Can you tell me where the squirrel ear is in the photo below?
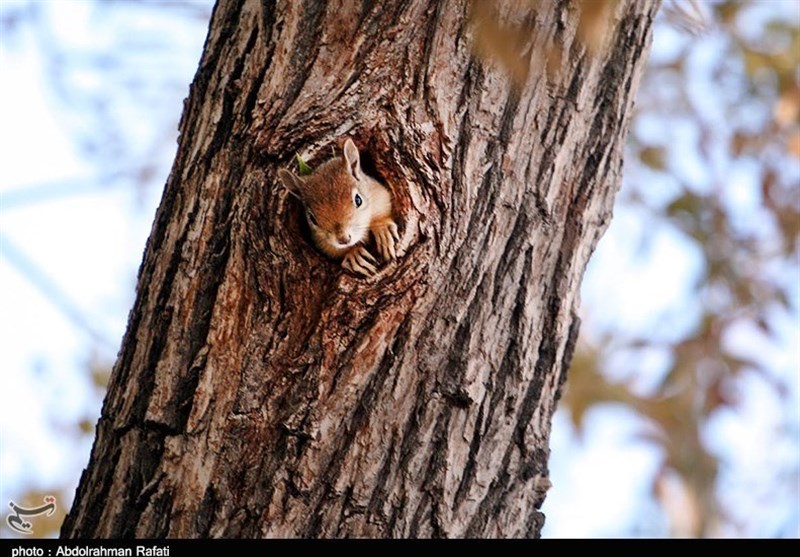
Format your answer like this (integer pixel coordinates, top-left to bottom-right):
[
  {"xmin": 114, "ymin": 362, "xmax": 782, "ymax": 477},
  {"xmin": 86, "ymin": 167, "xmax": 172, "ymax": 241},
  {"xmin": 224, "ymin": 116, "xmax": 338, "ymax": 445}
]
[
  {"xmin": 278, "ymin": 168, "xmax": 305, "ymax": 198},
  {"xmin": 343, "ymin": 138, "xmax": 361, "ymax": 178}
]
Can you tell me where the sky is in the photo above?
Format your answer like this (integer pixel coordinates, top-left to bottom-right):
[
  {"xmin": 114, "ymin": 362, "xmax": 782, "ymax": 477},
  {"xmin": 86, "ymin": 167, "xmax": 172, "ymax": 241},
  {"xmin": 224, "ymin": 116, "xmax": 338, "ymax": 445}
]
[
  {"xmin": 0, "ymin": 0, "xmax": 210, "ymax": 533},
  {"xmin": 0, "ymin": 0, "xmax": 797, "ymax": 539}
]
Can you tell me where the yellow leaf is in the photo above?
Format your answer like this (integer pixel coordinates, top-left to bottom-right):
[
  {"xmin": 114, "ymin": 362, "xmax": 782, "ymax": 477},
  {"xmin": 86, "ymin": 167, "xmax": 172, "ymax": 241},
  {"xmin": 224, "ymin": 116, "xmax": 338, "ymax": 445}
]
[
  {"xmin": 787, "ymin": 130, "xmax": 800, "ymax": 158},
  {"xmin": 774, "ymin": 89, "xmax": 800, "ymax": 126},
  {"xmin": 639, "ymin": 146, "xmax": 666, "ymax": 170},
  {"xmin": 577, "ymin": 0, "xmax": 617, "ymax": 55}
]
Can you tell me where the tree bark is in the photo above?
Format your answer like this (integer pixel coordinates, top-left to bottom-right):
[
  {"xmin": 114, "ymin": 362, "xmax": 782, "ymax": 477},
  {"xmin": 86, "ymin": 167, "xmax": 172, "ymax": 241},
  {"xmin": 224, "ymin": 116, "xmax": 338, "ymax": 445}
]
[{"xmin": 62, "ymin": 0, "xmax": 658, "ymax": 538}]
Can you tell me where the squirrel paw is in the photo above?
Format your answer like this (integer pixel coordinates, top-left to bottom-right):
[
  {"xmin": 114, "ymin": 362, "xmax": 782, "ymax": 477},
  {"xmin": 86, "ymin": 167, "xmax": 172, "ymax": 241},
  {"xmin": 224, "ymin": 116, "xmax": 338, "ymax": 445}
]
[
  {"xmin": 342, "ymin": 244, "xmax": 379, "ymax": 277},
  {"xmin": 373, "ymin": 221, "xmax": 400, "ymax": 261}
]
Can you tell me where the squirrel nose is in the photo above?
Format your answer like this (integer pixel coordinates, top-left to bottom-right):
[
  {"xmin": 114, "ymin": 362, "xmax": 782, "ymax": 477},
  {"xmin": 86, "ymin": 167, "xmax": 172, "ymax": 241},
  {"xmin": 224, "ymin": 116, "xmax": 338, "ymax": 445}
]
[{"xmin": 337, "ymin": 233, "xmax": 352, "ymax": 245}]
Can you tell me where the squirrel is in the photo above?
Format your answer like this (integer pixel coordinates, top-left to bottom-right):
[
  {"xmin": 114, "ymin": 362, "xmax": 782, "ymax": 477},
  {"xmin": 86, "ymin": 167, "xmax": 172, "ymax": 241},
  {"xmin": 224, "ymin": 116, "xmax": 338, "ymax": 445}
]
[{"xmin": 278, "ymin": 138, "xmax": 399, "ymax": 277}]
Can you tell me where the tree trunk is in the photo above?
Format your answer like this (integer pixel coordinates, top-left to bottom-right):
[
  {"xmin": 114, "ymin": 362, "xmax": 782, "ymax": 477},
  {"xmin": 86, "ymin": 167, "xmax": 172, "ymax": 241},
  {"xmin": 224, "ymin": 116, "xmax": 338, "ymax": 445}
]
[{"xmin": 62, "ymin": 0, "xmax": 658, "ymax": 538}]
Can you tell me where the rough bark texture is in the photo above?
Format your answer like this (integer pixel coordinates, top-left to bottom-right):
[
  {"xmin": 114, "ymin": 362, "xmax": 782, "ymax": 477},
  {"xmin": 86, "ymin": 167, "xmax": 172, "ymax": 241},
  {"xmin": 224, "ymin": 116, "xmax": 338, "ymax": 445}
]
[{"xmin": 62, "ymin": 0, "xmax": 658, "ymax": 538}]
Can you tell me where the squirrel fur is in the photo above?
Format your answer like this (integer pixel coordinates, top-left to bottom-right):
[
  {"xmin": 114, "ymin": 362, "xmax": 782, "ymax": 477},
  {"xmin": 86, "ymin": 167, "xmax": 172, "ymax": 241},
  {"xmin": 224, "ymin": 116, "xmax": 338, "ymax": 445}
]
[{"xmin": 278, "ymin": 138, "xmax": 399, "ymax": 276}]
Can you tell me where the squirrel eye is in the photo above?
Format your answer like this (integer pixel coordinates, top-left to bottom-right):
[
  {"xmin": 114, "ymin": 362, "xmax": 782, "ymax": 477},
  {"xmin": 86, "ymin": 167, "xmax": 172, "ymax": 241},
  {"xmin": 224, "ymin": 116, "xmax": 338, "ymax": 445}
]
[
  {"xmin": 306, "ymin": 210, "xmax": 318, "ymax": 226},
  {"xmin": 354, "ymin": 193, "xmax": 363, "ymax": 208}
]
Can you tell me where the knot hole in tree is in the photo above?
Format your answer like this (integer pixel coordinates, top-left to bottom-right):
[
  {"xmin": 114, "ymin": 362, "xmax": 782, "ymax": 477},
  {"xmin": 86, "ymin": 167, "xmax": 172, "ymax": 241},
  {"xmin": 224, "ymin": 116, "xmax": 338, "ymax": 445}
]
[{"xmin": 271, "ymin": 134, "xmax": 420, "ymax": 290}]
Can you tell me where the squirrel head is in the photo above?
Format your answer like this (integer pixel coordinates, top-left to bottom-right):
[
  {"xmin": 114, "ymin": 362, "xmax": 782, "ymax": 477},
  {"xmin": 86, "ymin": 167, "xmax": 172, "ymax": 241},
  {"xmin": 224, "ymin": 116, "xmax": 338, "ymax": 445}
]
[{"xmin": 278, "ymin": 138, "xmax": 372, "ymax": 252}]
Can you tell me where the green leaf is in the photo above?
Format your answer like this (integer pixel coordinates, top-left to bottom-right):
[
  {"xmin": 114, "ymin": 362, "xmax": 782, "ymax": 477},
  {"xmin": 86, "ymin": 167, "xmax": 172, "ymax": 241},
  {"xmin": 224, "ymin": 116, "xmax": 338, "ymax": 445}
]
[{"xmin": 296, "ymin": 154, "xmax": 313, "ymax": 176}]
